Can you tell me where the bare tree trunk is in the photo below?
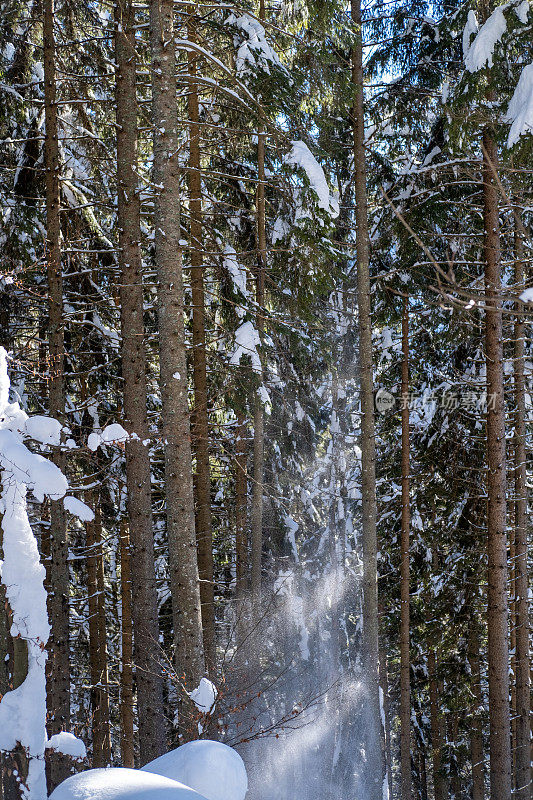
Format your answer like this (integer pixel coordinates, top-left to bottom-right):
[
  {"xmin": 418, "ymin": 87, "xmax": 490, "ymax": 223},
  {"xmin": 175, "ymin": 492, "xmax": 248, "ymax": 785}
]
[
  {"xmin": 251, "ymin": 15, "xmax": 266, "ymax": 614},
  {"xmin": 43, "ymin": 0, "xmax": 70, "ymax": 786},
  {"xmin": 378, "ymin": 632, "xmax": 393, "ymax": 800},
  {"xmin": 149, "ymin": 0, "xmax": 205, "ymax": 690},
  {"xmin": 187, "ymin": 8, "xmax": 215, "ymax": 673},
  {"xmin": 115, "ymin": 0, "xmax": 166, "ymax": 761},
  {"xmin": 512, "ymin": 213, "xmax": 530, "ymax": 800},
  {"xmin": 400, "ymin": 298, "xmax": 411, "ymax": 800},
  {"xmin": 235, "ymin": 416, "xmax": 248, "ymax": 603},
  {"xmin": 86, "ymin": 497, "xmax": 111, "ymax": 766},
  {"xmin": 468, "ymin": 619, "xmax": 484, "ymax": 800},
  {"xmin": 119, "ymin": 519, "xmax": 135, "ymax": 768},
  {"xmin": 429, "ymin": 648, "xmax": 448, "ymax": 800},
  {"xmin": 351, "ymin": 2, "xmax": 383, "ymax": 796},
  {"xmin": 481, "ymin": 129, "xmax": 511, "ymax": 800}
]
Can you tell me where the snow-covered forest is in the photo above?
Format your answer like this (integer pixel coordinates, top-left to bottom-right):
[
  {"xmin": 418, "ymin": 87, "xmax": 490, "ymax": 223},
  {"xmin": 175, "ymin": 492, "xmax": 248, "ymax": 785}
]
[{"xmin": 0, "ymin": 0, "xmax": 531, "ymax": 799}]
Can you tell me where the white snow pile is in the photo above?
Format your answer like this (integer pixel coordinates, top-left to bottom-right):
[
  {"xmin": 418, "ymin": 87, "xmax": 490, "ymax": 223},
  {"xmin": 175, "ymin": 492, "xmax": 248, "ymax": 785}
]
[
  {"xmin": 50, "ymin": 769, "xmax": 209, "ymax": 800},
  {"xmin": 505, "ymin": 62, "xmax": 533, "ymax": 146},
  {"xmin": 188, "ymin": 677, "xmax": 218, "ymax": 715},
  {"xmin": 463, "ymin": 0, "xmax": 529, "ymax": 72},
  {"xmin": 63, "ymin": 495, "xmax": 95, "ymax": 522},
  {"xmin": 284, "ymin": 141, "xmax": 339, "ymax": 220},
  {"xmin": 230, "ymin": 321, "xmax": 262, "ymax": 374},
  {"xmin": 24, "ymin": 415, "xmax": 63, "ymax": 446},
  {"xmin": 519, "ymin": 287, "xmax": 533, "ymax": 302},
  {"xmin": 88, "ymin": 422, "xmax": 130, "ymax": 451},
  {"xmin": 142, "ymin": 741, "xmax": 248, "ymax": 800},
  {"xmin": 226, "ymin": 13, "xmax": 286, "ymax": 78},
  {"xmin": 46, "ymin": 732, "xmax": 87, "ymax": 761}
]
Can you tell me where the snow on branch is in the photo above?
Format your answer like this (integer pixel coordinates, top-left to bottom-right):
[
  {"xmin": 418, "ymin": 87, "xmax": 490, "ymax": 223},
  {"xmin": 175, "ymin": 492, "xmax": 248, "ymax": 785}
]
[
  {"xmin": 505, "ymin": 62, "xmax": 533, "ymax": 146},
  {"xmin": 463, "ymin": 0, "xmax": 530, "ymax": 72},
  {"xmin": 284, "ymin": 141, "xmax": 339, "ymax": 221},
  {"xmin": 225, "ymin": 13, "xmax": 287, "ymax": 78}
]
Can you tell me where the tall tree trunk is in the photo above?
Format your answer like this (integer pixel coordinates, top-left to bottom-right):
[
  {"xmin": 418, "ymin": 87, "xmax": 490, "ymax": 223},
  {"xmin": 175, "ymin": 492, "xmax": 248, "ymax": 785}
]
[
  {"xmin": 115, "ymin": 0, "xmax": 166, "ymax": 761},
  {"xmin": 351, "ymin": 2, "xmax": 383, "ymax": 797},
  {"xmin": 378, "ymin": 633, "xmax": 393, "ymax": 800},
  {"xmin": 429, "ymin": 648, "xmax": 448, "ymax": 800},
  {"xmin": 187, "ymin": 8, "xmax": 215, "ymax": 673},
  {"xmin": 468, "ymin": 619, "xmax": 484, "ymax": 800},
  {"xmin": 512, "ymin": 212, "xmax": 530, "ymax": 800},
  {"xmin": 43, "ymin": 0, "xmax": 70, "ymax": 787},
  {"xmin": 149, "ymin": 0, "xmax": 205, "ymax": 692},
  {"xmin": 251, "ymin": 2, "xmax": 266, "ymax": 614},
  {"xmin": 119, "ymin": 519, "xmax": 135, "ymax": 768},
  {"xmin": 250, "ymin": 376, "xmax": 264, "ymax": 617},
  {"xmin": 400, "ymin": 298, "xmax": 411, "ymax": 800},
  {"xmin": 86, "ymin": 497, "xmax": 111, "ymax": 766},
  {"xmin": 481, "ymin": 128, "xmax": 511, "ymax": 800},
  {"xmin": 235, "ymin": 416, "xmax": 248, "ymax": 603}
]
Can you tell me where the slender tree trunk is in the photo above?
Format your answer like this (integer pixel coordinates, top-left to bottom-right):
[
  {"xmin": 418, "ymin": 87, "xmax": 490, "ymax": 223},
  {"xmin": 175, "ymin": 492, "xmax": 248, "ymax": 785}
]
[
  {"xmin": 400, "ymin": 298, "xmax": 411, "ymax": 800},
  {"xmin": 149, "ymin": 0, "xmax": 205, "ymax": 691},
  {"xmin": 86, "ymin": 496, "xmax": 111, "ymax": 766},
  {"xmin": 234, "ymin": 416, "xmax": 248, "ymax": 649},
  {"xmin": 187, "ymin": 9, "xmax": 215, "ymax": 673},
  {"xmin": 481, "ymin": 129, "xmax": 511, "ymax": 800},
  {"xmin": 468, "ymin": 620, "xmax": 484, "ymax": 800},
  {"xmin": 119, "ymin": 519, "xmax": 135, "ymax": 768},
  {"xmin": 429, "ymin": 648, "xmax": 448, "ymax": 800},
  {"xmin": 115, "ymin": 0, "xmax": 166, "ymax": 761},
  {"xmin": 449, "ymin": 713, "xmax": 461, "ymax": 800},
  {"xmin": 251, "ymin": 18, "xmax": 266, "ymax": 614},
  {"xmin": 351, "ymin": 2, "xmax": 383, "ymax": 796},
  {"xmin": 43, "ymin": 0, "xmax": 70, "ymax": 787},
  {"xmin": 235, "ymin": 418, "xmax": 248, "ymax": 599},
  {"xmin": 378, "ymin": 633, "xmax": 393, "ymax": 800},
  {"xmin": 512, "ymin": 213, "xmax": 530, "ymax": 800}
]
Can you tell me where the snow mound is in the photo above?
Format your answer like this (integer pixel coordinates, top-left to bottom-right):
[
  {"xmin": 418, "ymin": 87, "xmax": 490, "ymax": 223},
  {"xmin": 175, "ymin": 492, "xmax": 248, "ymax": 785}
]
[
  {"xmin": 50, "ymin": 769, "xmax": 209, "ymax": 800},
  {"xmin": 46, "ymin": 732, "xmax": 87, "ymax": 760},
  {"xmin": 142, "ymin": 741, "xmax": 248, "ymax": 800}
]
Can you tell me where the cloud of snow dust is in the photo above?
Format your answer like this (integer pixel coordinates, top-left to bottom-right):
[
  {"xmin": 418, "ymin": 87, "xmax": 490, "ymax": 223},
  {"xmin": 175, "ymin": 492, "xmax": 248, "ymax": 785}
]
[{"xmin": 228, "ymin": 567, "xmax": 375, "ymax": 800}]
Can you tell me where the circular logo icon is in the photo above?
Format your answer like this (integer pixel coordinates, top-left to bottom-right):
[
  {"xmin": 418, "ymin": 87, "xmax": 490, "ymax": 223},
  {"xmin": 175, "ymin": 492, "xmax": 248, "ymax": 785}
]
[{"xmin": 375, "ymin": 389, "xmax": 395, "ymax": 414}]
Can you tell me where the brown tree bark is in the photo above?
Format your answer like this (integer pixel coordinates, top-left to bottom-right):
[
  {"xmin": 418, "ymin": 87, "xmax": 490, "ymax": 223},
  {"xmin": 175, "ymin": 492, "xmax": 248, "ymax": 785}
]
[
  {"xmin": 119, "ymin": 519, "xmax": 135, "ymax": 768},
  {"xmin": 378, "ymin": 633, "xmax": 393, "ymax": 800},
  {"xmin": 428, "ymin": 647, "xmax": 448, "ymax": 800},
  {"xmin": 43, "ymin": 0, "xmax": 70, "ymax": 787},
  {"xmin": 187, "ymin": 8, "xmax": 215, "ymax": 673},
  {"xmin": 235, "ymin": 418, "xmax": 248, "ymax": 597},
  {"xmin": 115, "ymin": 0, "xmax": 166, "ymax": 761},
  {"xmin": 149, "ymin": 0, "xmax": 205, "ymax": 689},
  {"xmin": 351, "ymin": 2, "xmax": 383, "ymax": 796},
  {"xmin": 250, "ymin": 27, "xmax": 266, "ymax": 615},
  {"xmin": 481, "ymin": 129, "xmax": 512, "ymax": 800},
  {"xmin": 400, "ymin": 298, "xmax": 411, "ymax": 800},
  {"xmin": 512, "ymin": 214, "xmax": 530, "ymax": 800},
  {"xmin": 86, "ymin": 497, "xmax": 111, "ymax": 766},
  {"xmin": 468, "ymin": 619, "xmax": 484, "ymax": 800}
]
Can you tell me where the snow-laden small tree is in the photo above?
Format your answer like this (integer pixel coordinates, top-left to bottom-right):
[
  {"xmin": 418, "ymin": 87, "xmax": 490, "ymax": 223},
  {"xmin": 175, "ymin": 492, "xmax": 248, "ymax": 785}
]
[{"xmin": 0, "ymin": 348, "xmax": 87, "ymax": 800}]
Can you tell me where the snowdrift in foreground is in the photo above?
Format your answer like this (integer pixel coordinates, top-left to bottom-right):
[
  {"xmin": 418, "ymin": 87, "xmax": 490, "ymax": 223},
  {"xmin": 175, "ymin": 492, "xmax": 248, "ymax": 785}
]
[
  {"xmin": 142, "ymin": 741, "xmax": 248, "ymax": 800},
  {"xmin": 50, "ymin": 768, "xmax": 209, "ymax": 800}
]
